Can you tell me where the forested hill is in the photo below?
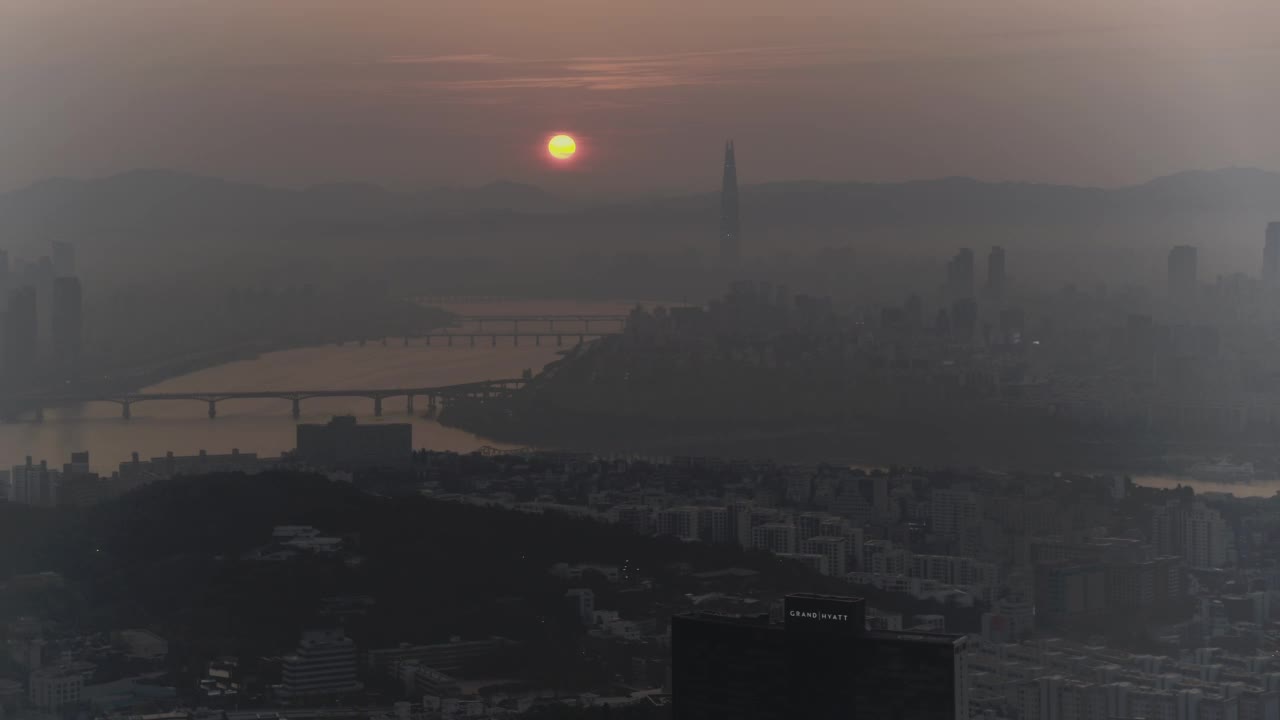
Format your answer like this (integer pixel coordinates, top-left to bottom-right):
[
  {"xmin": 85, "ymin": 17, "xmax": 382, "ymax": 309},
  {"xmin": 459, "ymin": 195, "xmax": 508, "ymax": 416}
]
[{"xmin": 0, "ymin": 469, "xmax": 981, "ymax": 692}]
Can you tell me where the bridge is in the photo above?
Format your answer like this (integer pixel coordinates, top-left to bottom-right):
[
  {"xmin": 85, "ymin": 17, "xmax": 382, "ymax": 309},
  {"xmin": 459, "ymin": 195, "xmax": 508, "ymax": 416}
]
[
  {"xmin": 448, "ymin": 314, "xmax": 627, "ymax": 335},
  {"xmin": 455, "ymin": 314, "xmax": 627, "ymax": 329},
  {"xmin": 13, "ymin": 378, "xmax": 527, "ymax": 422},
  {"xmin": 344, "ymin": 331, "xmax": 618, "ymax": 349},
  {"xmin": 338, "ymin": 313, "xmax": 628, "ymax": 348}
]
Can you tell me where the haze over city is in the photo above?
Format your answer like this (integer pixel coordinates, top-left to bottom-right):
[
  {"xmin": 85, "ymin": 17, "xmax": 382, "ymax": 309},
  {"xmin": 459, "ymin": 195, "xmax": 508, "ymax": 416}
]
[{"xmin": 8, "ymin": 3, "xmax": 1280, "ymax": 720}]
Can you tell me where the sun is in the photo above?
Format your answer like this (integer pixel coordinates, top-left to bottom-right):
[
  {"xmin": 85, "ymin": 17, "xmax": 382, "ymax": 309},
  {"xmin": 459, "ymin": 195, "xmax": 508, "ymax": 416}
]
[{"xmin": 548, "ymin": 134, "xmax": 577, "ymax": 160}]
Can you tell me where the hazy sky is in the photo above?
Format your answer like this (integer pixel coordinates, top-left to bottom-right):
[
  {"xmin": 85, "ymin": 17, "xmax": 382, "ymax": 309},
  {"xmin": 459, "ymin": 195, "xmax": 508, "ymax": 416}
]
[{"xmin": 3, "ymin": 0, "xmax": 1280, "ymax": 194}]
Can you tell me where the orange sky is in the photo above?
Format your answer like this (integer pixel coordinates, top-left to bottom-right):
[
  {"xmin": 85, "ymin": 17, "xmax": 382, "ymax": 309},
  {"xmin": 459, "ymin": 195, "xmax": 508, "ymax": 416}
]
[{"xmin": 3, "ymin": 0, "xmax": 1280, "ymax": 194}]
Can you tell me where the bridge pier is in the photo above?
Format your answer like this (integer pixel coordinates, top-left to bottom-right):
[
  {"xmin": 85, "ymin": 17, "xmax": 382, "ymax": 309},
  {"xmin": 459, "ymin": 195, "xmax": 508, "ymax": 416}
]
[
  {"xmin": 122, "ymin": 402, "xmax": 132, "ymax": 420},
  {"xmin": 513, "ymin": 320, "xmax": 520, "ymax": 334},
  {"xmin": 535, "ymin": 335, "xmax": 541, "ymax": 346},
  {"xmin": 513, "ymin": 335, "xmax": 519, "ymax": 347},
  {"xmin": 557, "ymin": 335, "xmax": 563, "ymax": 347},
  {"xmin": 407, "ymin": 394, "xmax": 415, "ymax": 414},
  {"xmin": 470, "ymin": 335, "xmax": 476, "ymax": 347},
  {"xmin": 208, "ymin": 400, "xmax": 217, "ymax": 419},
  {"xmin": 373, "ymin": 397, "xmax": 383, "ymax": 417},
  {"xmin": 491, "ymin": 335, "xmax": 497, "ymax": 347},
  {"xmin": 448, "ymin": 335, "xmax": 454, "ymax": 347},
  {"xmin": 292, "ymin": 398, "xmax": 301, "ymax": 420}
]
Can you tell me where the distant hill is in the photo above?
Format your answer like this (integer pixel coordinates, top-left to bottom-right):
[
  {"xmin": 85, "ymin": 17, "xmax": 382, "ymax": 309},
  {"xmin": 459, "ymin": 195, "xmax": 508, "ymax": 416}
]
[
  {"xmin": 2, "ymin": 167, "xmax": 1278, "ymax": 289},
  {"xmin": 0, "ymin": 170, "xmax": 563, "ymax": 234}
]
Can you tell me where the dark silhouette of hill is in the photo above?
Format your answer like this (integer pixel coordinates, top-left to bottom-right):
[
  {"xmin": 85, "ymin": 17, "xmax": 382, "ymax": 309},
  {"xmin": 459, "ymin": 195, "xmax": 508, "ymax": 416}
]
[
  {"xmin": 6, "ymin": 167, "xmax": 1278, "ymax": 238},
  {"xmin": 0, "ymin": 470, "xmax": 979, "ymax": 670},
  {"xmin": 0, "ymin": 170, "xmax": 562, "ymax": 234},
  {"xmin": 3, "ymin": 167, "xmax": 1279, "ymax": 290}
]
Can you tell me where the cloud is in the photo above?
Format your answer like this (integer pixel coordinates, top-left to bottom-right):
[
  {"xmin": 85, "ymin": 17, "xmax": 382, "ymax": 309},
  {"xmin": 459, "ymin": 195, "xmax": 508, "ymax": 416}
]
[
  {"xmin": 382, "ymin": 54, "xmax": 511, "ymax": 65},
  {"xmin": 380, "ymin": 45, "xmax": 845, "ymax": 93}
]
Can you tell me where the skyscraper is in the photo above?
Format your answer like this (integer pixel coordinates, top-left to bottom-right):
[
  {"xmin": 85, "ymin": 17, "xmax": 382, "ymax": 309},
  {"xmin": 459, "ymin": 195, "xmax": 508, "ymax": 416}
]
[
  {"xmin": 51, "ymin": 277, "xmax": 83, "ymax": 379},
  {"xmin": 1264, "ymin": 223, "xmax": 1280, "ymax": 290},
  {"xmin": 2, "ymin": 286, "xmax": 38, "ymax": 386},
  {"xmin": 985, "ymin": 246, "xmax": 1006, "ymax": 299},
  {"xmin": 51, "ymin": 241, "xmax": 75, "ymax": 278},
  {"xmin": 1168, "ymin": 245, "xmax": 1198, "ymax": 305},
  {"xmin": 946, "ymin": 248, "xmax": 975, "ymax": 300},
  {"xmin": 719, "ymin": 140, "xmax": 740, "ymax": 267},
  {"xmin": 672, "ymin": 593, "xmax": 967, "ymax": 720},
  {"xmin": 30, "ymin": 256, "xmax": 56, "ymax": 359}
]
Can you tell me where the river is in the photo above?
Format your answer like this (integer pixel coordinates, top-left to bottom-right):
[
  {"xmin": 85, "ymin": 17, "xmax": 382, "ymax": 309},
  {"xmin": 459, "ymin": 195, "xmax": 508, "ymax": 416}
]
[
  {"xmin": 0, "ymin": 300, "xmax": 641, "ymax": 475},
  {"xmin": 8, "ymin": 295, "xmax": 1279, "ymax": 499}
]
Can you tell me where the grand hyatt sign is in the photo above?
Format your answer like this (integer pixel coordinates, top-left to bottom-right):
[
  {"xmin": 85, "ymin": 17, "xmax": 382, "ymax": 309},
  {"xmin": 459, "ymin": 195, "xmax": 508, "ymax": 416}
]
[
  {"xmin": 783, "ymin": 594, "xmax": 866, "ymax": 635},
  {"xmin": 788, "ymin": 610, "xmax": 851, "ymax": 622}
]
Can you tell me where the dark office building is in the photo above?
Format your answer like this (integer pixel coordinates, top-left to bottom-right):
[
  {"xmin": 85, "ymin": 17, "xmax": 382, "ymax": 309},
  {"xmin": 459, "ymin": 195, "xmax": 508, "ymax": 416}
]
[
  {"xmin": 296, "ymin": 415, "xmax": 412, "ymax": 469},
  {"xmin": 51, "ymin": 276, "xmax": 82, "ymax": 378},
  {"xmin": 671, "ymin": 613, "xmax": 789, "ymax": 720},
  {"xmin": 672, "ymin": 594, "xmax": 967, "ymax": 720},
  {"xmin": 1168, "ymin": 245, "xmax": 1198, "ymax": 305}
]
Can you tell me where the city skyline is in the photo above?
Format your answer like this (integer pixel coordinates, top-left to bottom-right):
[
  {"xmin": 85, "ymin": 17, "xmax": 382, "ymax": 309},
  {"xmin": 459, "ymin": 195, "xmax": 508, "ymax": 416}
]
[{"xmin": 11, "ymin": 3, "xmax": 1280, "ymax": 720}]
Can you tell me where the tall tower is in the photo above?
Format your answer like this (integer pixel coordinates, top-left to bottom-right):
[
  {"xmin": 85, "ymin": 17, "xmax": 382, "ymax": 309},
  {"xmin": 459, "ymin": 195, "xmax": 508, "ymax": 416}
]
[{"xmin": 719, "ymin": 140, "xmax": 740, "ymax": 267}]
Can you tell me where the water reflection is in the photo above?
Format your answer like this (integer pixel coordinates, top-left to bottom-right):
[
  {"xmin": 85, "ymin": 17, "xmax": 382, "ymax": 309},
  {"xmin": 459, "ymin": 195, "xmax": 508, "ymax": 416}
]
[{"xmin": 1, "ymin": 300, "xmax": 649, "ymax": 473}]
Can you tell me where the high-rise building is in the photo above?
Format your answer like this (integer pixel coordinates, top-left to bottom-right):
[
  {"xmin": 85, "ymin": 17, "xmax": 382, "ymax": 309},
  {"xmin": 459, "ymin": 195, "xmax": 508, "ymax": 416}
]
[
  {"xmin": 2, "ymin": 286, "xmax": 38, "ymax": 386},
  {"xmin": 10, "ymin": 458, "xmax": 59, "ymax": 507},
  {"xmin": 30, "ymin": 256, "xmax": 56, "ymax": 359},
  {"xmin": 51, "ymin": 241, "xmax": 75, "ymax": 278},
  {"xmin": 1264, "ymin": 223, "xmax": 1280, "ymax": 290},
  {"xmin": 672, "ymin": 594, "xmax": 967, "ymax": 720},
  {"xmin": 1183, "ymin": 501, "xmax": 1230, "ymax": 569},
  {"xmin": 986, "ymin": 246, "xmax": 1006, "ymax": 299},
  {"xmin": 278, "ymin": 629, "xmax": 362, "ymax": 700},
  {"xmin": 946, "ymin": 248, "xmax": 975, "ymax": 300},
  {"xmin": 931, "ymin": 488, "xmax": 982, "ymax": 537},
  {"xmin": 950, "ymin": 298, "xmax": 978, "ymax": 341},
  {"xmin": 719, "ymin": 140, "xmax": 740, "ymax": 267},
  {"xmin": 51, "ymin": 276, "xmax": 82, "ymax": 379},
  {"xmin": 1168, "ymin": 245, "xmax": 1198, "ymax": 305},
  {"xmin": 1034, "ymin": 561, "xmax": 1106, "ymax": 626}
]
